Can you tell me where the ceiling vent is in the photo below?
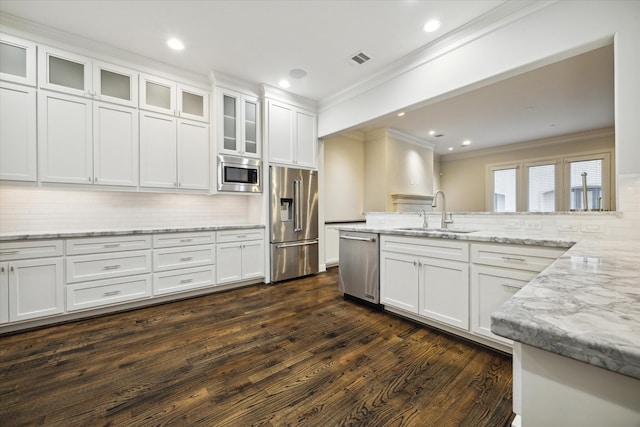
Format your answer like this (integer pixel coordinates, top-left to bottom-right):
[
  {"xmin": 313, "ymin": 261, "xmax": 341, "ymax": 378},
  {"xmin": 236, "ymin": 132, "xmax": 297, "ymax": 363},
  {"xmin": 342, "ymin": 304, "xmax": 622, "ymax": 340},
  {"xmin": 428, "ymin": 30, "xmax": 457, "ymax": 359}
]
[{"xmin": 349, "ymin": 51, "xmax": 371, "ymax": 65}]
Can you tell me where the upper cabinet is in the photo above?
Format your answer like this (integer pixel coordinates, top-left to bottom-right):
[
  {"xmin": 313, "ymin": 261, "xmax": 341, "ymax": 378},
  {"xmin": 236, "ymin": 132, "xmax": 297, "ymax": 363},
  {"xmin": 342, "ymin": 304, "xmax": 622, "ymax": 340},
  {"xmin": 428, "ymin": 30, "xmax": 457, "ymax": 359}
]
[
  {"xmin": 0, "ymin": 82, "xmax": 37, "ymax": 182},
  {"xmin": 217, "ymin": 88, "xmax": 260, "ymax": 158},
  {"xmin": 38, "ymin": 45, "xmax": 138, "ymax": 108},
  {"xmin": 140, "ymin": 74, "xmax": 209, "ymax": 122},
  {"xmin": 266, "ymin": 99, "xmax": 317, "ymax": 168},
  {"xmin": 0, "ymin": 34, "xmax": 37, "ymax": 86}
]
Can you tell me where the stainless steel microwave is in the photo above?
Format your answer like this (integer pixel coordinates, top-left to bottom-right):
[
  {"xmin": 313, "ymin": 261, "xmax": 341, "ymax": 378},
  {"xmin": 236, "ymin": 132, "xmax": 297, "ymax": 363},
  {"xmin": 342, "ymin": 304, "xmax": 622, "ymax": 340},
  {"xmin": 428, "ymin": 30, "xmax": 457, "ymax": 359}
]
[{"xmin": 217, "ymin": 155, "xmax": 262, "ymax": 193}]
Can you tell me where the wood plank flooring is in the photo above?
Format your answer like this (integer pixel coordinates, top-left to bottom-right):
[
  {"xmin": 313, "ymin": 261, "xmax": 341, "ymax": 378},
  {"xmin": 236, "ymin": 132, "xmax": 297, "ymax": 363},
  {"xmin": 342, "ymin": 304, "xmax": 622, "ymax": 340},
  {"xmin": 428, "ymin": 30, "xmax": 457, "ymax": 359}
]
[{"xmin": 0, "ymin": 268, "xmax": 514, "ymax": 426}]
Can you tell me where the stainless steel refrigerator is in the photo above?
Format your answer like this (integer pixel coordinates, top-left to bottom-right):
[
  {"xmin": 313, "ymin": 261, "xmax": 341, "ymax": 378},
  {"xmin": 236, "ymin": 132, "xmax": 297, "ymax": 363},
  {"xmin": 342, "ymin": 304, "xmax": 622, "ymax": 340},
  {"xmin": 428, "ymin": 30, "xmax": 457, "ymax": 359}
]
[{"xmin": 270, "ymin": 166, "xmax": 319, "ymax": 282}]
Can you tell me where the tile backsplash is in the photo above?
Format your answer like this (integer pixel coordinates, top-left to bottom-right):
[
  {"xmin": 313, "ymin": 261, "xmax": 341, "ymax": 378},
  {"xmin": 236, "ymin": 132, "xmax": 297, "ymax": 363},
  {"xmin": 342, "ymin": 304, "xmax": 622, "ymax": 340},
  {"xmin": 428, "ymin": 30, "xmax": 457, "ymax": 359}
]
[{"xmin": 0, "ymin": 187, "xmax": 263, "ymax": 233}]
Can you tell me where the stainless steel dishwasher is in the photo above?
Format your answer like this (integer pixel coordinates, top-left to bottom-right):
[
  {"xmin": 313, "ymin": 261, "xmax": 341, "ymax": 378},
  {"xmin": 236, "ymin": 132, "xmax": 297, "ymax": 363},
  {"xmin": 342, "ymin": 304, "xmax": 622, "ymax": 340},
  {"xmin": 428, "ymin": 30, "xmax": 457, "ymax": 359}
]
[{"xmin": 338, "ymin": 230, "xmax": 379, "ymax": 304}]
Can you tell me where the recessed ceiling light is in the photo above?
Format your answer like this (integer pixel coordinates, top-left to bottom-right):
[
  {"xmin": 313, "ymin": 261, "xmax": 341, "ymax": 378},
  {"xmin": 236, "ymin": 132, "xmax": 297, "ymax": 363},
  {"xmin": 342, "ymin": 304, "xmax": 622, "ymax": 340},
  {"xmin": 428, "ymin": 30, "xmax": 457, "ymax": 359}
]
[
  {"xmin": 462, "ymin": 140, "xmax": 471, "ymax": 146},
  {"xmin": 448, "ymin": 147, "xmax": 454, "ymax": 151},
  {"xmin": 429, "ymin": 130, "xmax": 436, "ymax": 135},
  {"xmin": 289, "ymin": 69, "xmax": 307, "ymax": 79},
  {"xmin": 167, "ymin": 38, "xmax": 184, "ymax": 51},
  {"xmin": 423, "ymin": 19, "xmax": 441, "ymax": 33},
  {"xmin": 397, "ymin": 112, "xmax": 405, "ymax": 117},
  {"xmin": 279, "ymin": 79, "xmax": 291, "ymax": 88}
]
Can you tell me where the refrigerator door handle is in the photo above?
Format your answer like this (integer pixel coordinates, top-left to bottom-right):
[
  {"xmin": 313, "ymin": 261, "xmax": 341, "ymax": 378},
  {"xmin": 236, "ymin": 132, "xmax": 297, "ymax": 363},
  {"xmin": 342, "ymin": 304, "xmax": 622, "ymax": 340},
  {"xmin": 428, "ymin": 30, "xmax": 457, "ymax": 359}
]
[
  {"xmin": 294, "ymin": 179, "xmax": 303, "ymax": 232},
  {"xmin": 275, "ymin": 240, "xmax": 318, "ymax": 249}
]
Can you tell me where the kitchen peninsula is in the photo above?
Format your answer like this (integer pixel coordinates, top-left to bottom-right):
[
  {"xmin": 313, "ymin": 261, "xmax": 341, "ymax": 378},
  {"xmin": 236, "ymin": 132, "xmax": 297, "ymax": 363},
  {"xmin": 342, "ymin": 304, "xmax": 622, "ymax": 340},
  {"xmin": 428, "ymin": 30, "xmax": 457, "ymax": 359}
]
[{"xmin": 336, "ymin": 213, "xmax": 640, "ymax": 426}]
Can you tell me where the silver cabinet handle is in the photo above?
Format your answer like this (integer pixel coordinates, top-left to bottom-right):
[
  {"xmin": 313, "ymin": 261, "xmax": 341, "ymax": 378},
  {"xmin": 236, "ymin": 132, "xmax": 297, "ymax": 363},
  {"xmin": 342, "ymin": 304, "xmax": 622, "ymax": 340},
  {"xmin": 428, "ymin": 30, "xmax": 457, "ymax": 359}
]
[
  {"xmin": 103, "ymin": 290, "xmax": 121, "ymax": 297},
  {"xmin": 501, "ymin": 283, "xmax": 523, "ymax": 291},
  {"xmin": 339, "ymin": 235, "xmax": 376, "ymax": 242},
  {"xmin": 104, "ymin": 244, "xmax": 120, "ymax": 248},
  {"xmin": 180, "ymin": 238, "xmax": 193, "ymax": 243},
  {"xmin": 103, "ymin": 265, "xmax": 121, "ymax": 270},
  {"xmin": 0, "ymin": 266, "xmax": 4, "ymax": 273},
  {"xmin": 236, "ymin": 235, "xmax": 246, "ymax": 239},
  {"xmin": 0, "ymin": 251, "xmax": 19, "ymax": 255},
  {"xmin": 180, "ymin": 257, "xmax": 193, "ymax": 262},
  {"xmin": 180, "ymin": 278, "xmax": 194, "ymax": 284},
  {"xmin": 501, "ymin": 256, "xmax": 526, "ymax": 262}
]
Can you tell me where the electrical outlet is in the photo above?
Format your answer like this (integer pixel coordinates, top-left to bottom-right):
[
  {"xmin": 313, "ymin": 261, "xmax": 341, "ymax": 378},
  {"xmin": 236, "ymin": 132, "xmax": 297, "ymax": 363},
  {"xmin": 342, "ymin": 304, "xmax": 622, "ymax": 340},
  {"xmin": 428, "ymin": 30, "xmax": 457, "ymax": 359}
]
[
  {"xmin": 582, "ymin": 223, "xmax": 604, "ymax": 233},
  {"xmin": 557, "ymin": 223, "xmax": 579, "ymax": 232},
  {"xmin": 525, "ymin": 220, "xmax": 542, "ymax": 231},
  {"xmin": 504, "ymin": 220, "xmax": 521, "ymax": 229}
]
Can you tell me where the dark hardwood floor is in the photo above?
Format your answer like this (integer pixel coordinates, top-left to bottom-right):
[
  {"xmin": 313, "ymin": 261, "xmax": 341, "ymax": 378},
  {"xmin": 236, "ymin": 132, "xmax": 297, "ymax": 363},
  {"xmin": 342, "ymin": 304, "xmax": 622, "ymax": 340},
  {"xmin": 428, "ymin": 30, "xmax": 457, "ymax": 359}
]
[{"xmin": 0, "ymin": 268, "xmax": 514, "ymax": 427}]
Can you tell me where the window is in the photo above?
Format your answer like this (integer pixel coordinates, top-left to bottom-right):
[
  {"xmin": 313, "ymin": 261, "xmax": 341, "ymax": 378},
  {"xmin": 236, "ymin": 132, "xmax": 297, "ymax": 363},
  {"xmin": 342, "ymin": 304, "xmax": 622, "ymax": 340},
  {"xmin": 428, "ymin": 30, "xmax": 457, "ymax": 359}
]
[
  {"xmin": 527, "ymin": 163, "xmax": 556, "ymax": 212},
  {"xmin": 565, "ymin": 154, "xmax": 610, "ymax": 211},
  {"xmin": 492, "ymin": 167, "xmax": 517, "ymax": 212},
  {"xmin": 487, "ymin": 151, "xmax": 612, "ymax": 212}
]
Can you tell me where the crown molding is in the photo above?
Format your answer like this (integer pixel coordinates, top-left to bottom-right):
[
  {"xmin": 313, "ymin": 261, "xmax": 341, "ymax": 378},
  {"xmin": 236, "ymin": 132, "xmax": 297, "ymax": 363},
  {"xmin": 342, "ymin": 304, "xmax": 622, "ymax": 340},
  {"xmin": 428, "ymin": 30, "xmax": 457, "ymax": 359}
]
[
  {"xmin": 439, "ymin": 127, "xmax": 614, "ymax": 162},
  {"xmin": 317, "ymin": 1, "xmax": 556, "ymax": 113},
  {"xmin": 262, "ymin": 84, "xmax": 318, "ymax": 111},
  {"xmin": 385, "ymin": 128, "xmax": 436, "ymax": 150},
  {"xmin": 0, "ymin": 12, "xmax": 211, "ymax": 87}
]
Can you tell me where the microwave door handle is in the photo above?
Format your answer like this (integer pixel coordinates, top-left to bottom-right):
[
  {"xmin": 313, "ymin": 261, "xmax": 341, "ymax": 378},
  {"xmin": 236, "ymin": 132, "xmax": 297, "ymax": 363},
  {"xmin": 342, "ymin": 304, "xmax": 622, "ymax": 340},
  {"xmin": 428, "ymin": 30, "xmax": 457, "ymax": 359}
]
[{"xmin": 294, "ymin": 180, "xmax": 303, "ymax": 232}]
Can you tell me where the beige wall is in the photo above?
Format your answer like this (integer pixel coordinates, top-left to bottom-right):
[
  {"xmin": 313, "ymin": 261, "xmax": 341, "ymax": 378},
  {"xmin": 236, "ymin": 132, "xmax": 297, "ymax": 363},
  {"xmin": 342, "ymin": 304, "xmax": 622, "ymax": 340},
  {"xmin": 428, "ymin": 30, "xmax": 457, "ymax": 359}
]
[
  {"xmin": 363, "ymin": 131, "xmax": 387, "ymax": 212},
  {"xmin": 439, "ymin": 129, "xmax": 615, "ymax": 212},
  {"xmin": 386, "ymin": 133, "xmax": 435, "ymax": 200},
  {"xmin": 323, "ymin": 132, "xmax": 365, "ymax": 220}
]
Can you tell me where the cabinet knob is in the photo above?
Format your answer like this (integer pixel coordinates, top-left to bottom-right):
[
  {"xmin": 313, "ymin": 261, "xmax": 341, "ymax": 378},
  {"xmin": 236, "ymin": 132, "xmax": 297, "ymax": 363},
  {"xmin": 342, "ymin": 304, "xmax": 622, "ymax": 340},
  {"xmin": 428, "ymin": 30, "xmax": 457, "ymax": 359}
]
[
  {"xmin": 88, "ymin": 177, "xmax": 92, "ymax": 182},
  {"xmin": 0, "ymin": 267, "xmax": 4, "ymax": 273}
]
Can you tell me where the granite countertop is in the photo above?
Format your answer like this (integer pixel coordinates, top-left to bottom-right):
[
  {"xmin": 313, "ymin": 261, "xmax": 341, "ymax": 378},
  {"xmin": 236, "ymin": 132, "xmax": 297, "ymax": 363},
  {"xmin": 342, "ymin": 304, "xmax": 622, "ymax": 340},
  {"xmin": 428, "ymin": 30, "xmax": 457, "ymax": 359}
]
[
  {"xmin": 491, "ymin": 238, "xmax": 640, "ymax": 380},
  {"xmin": 0, "ymin": 224, "xmax": 265, "ymax": 241},
  {"xmin": 335, "ymin": 224, "xmax": 577, "ymax": 248}
]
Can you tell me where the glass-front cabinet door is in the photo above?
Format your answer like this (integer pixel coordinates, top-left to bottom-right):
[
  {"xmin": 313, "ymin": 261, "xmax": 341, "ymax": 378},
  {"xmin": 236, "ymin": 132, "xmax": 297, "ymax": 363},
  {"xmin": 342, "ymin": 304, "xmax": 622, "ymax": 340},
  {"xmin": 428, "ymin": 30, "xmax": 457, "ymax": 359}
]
[
  {"xmin": 218, "ymin": 88, "xmax": 260, "ymax": 158},
  {"xmin": 139, "ymin": 74, "xmax": 177, "ymax": 115},
  {"xmin": 0, "ymin": 33, "xmax": 37, "ymax": 86},
  {"xmin": 178, "ymin": 85, "xmax": 209, "ymax": 122},
  {"xmin": 93, "ymin": 62, "xmax": 138, "ymax": 108},
  {"xmin": 38, "ymin": 46, "xmax": 92, "ymax": 97}
]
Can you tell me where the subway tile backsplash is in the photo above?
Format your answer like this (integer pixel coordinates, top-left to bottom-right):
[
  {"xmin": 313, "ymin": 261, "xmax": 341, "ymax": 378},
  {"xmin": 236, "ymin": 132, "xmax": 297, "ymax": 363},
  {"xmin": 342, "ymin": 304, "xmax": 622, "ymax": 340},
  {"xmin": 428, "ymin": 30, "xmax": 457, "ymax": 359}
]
[{"xmin": 0, "ymin": 187, "xmax": 261, "ymax": 233}]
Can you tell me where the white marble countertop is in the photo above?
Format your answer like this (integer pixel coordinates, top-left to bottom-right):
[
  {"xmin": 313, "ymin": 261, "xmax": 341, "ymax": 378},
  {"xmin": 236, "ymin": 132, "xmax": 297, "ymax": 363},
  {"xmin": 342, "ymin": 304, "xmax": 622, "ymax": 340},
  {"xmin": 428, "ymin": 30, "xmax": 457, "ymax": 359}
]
[
  {"xmin": 491, "ymin": 238, "xmax": 640, "ymax": 380},
  {"xmin": 0, "ymin": 224, "xmax": 265, "ymax": 241},
  {"xmin": 335, "ymin": 224, "xmax": 577, "ymax": 248}
]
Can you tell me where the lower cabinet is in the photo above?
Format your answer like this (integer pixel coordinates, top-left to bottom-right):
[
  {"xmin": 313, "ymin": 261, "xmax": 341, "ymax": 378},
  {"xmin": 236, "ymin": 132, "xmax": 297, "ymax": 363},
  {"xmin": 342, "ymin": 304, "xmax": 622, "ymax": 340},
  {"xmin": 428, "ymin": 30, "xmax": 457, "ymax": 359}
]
[
  {"xmin": 216, "ymin": 229, "xmax": 265, "ymax": 285},
  {"xmin": 67, "ymin": 274, "xmax": 152, "ymax": 312},
  {"xmin": 380, "ymin": 235, "xmax": 469, "ymax": 330},
  {"xmin": 0, "ymin": 240, "xmax": 65, "ymax": 323}
]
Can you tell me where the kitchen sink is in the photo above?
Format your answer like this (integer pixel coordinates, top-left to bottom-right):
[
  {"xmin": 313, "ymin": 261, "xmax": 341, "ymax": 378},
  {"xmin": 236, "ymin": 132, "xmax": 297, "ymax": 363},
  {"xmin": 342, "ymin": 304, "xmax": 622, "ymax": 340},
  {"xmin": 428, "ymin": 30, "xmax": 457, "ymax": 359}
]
[{"xmin": 395, "ymin": 227, "xmax": 476, "ymax": 234}]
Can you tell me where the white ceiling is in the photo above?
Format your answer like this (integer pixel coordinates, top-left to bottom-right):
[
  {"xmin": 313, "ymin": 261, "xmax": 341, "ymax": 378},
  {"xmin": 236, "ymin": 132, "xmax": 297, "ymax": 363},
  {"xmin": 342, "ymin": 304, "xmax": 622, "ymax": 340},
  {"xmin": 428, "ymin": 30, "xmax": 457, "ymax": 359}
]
[{"xmin": 0, "ymin": 0, "xmax": 615, "ymax": 155}]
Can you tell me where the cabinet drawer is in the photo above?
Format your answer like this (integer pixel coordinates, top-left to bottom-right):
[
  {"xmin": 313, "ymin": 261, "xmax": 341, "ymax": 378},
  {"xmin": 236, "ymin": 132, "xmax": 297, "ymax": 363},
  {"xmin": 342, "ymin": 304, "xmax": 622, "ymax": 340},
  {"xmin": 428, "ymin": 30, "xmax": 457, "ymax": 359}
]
[
  {"xmin": 471, "ymin": 243, "xmax": 564, "ymax": 272},
  {"xmin": 153, "ymin": 265, "xmax": 216, "ymax": 296},
  {"xmin": 0, "ymin": 240, "xmax": 63, "ymax": 261},
  {"xmin": 153, "ymin": 232, "xmax": 216, "ymax": 248},
  {"xmin": 66, "ymin": 274, "xmax": 152, "ymax": 311},
  {"xmin": 66, "ymin": 250, "xmax": 152, "ymax": 283},
  {"xmin": 66, "ymin": 235, "xmax": 151, "ymax": 255},
  {"xmin": 381, "ymin": 235, "xmax": 469, "ymax": 262},
  {"xmin": 153, "ymin": 245, "xmax": 215, "ymax": 272},
  {"xmin": 216, "ymin": 228, "xmax": 264, "ymax": 243}
]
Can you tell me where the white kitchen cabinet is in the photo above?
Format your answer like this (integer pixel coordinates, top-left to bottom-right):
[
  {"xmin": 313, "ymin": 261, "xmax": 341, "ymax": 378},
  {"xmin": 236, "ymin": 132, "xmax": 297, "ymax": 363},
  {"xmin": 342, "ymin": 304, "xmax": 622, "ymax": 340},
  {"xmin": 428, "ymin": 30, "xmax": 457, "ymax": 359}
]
[
  {"xmin": 39, "ymin": 91, "xmax": 138, "ymax": 187},
  {"xmin": 470, "ymin": 265, "xmax": 536, "ymax": 345},
  {"xmin": 0, "ymin": 33, "xmax": 37, "ymax": 86},
  {"xmin": 139, "ymin": 111, "xmax": 209, "ymax": 191},
  {"xmin": 216, "ymin": 229, "xmax": 265, "ymax": 284},
  {"xmin": 66, "ymin": 274, "xmax": 152, "ymax": 312},
  {"xmin": 380, "ymin": 235, "xmax": 469, "ymax": 330},
  {"xmin": 66, "ymin": 250, "xmax": 152, "ymax": 284},
  {"xmin": 266, "ymin": 99, "xmax": 317, "ymax": 168},
  {"xmin": 0, "ymin": 82, "xmax": 37, "ymax": 181},
  {"xmin": 470, "ymin": 243, "xmax": 565, "ymax": 346},
  {"xmin": 218, "ymin": 88, "xmax": 260, "ymax": 158},
  {"xmin": 39, "ymin": 45, "xmax": 138, "ymax": 107},
  {"xmin": 380, "ymin": 250, "xmax": 419, "ymax": 314},
  {"xmin": 0, "ymin": 240, "xmax": 65, "ymax": 323},
  {"xmin": 140, "ymin": 74, "xmax": 208, "ymax": 122},
  {"xmin": 38, "ymin": 91, "xmax": 93, "ymax": 184},
  {"xmin": 419, "ymin": 257, "xmax": 469, "ymax": 330},
  {"xmin": 93, "ymin": 102, "xmax": 138, "ymax": 187},
  {"xmin": 152, "ymin": 231, "xmax": 217, "ymax": 296}
]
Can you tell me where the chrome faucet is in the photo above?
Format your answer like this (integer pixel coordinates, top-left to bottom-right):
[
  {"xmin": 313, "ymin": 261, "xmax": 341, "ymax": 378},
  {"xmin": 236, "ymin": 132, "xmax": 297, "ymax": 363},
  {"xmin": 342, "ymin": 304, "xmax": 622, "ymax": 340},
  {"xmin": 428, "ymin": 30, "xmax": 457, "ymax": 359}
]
[
  {"xmin": 419, "ymin": 209, "xmax": 428, "ymax": 228},
  {"xmin": 432, "ymin": 190, "xmax": 453, "ymax": 229}
]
